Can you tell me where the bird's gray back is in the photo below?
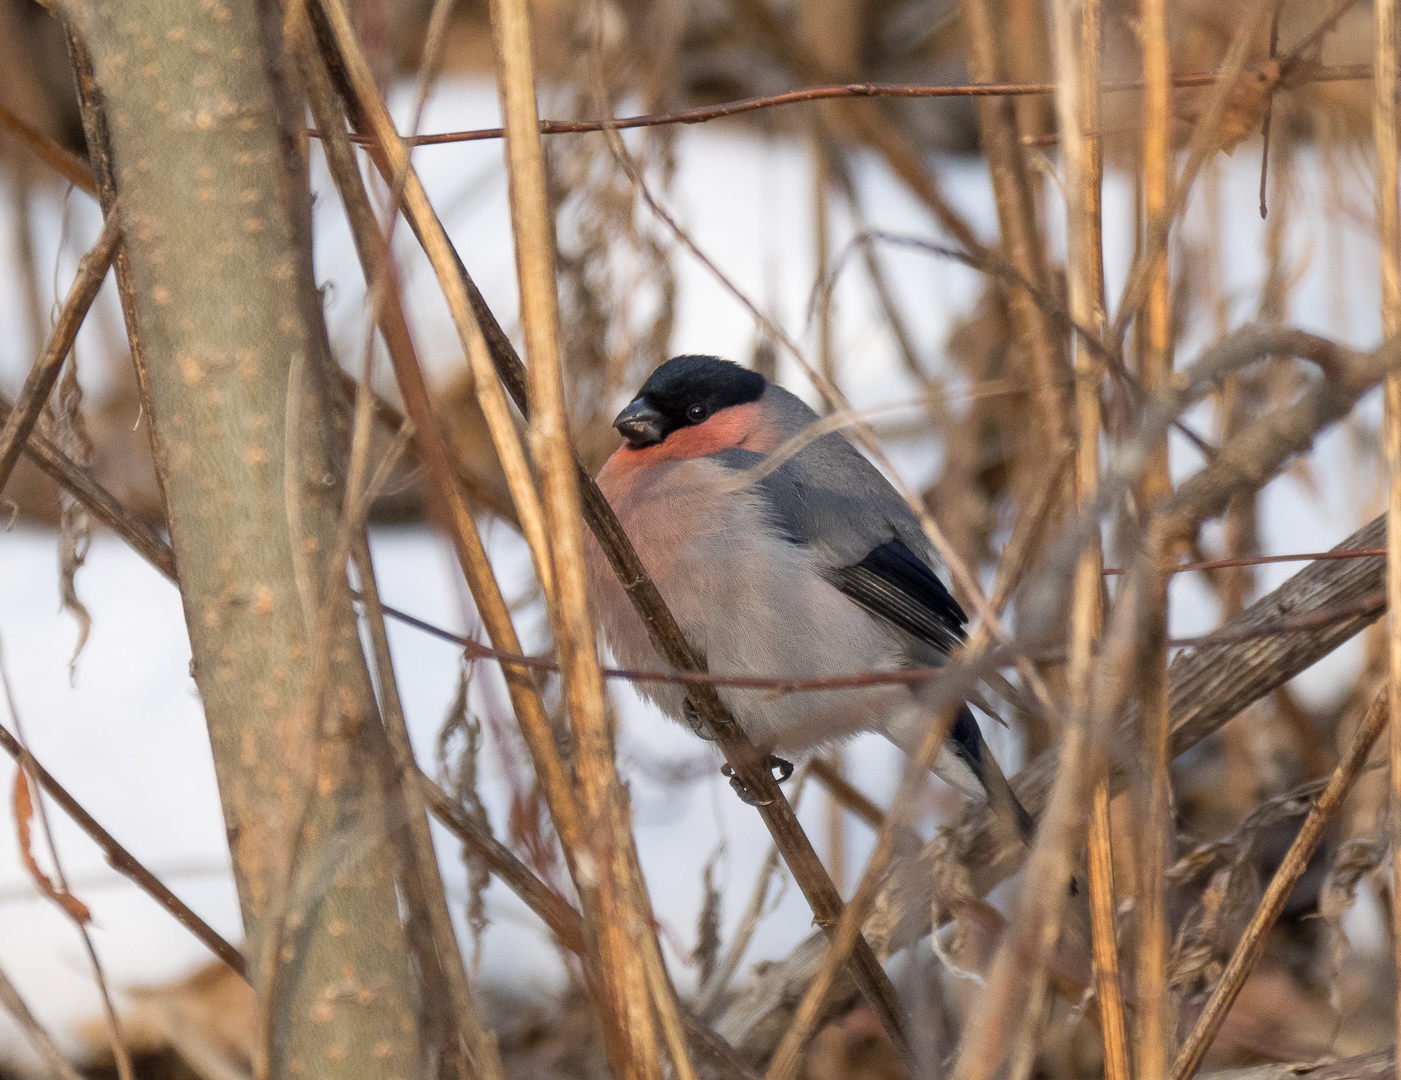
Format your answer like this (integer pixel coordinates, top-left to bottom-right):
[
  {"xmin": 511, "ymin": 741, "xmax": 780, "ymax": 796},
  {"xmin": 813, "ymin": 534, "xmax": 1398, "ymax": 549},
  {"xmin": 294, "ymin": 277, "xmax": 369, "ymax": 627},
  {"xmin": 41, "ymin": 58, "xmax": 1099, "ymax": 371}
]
[{"xmin": 731, "ymin": 385, "xmax": 943, "ymax": 571}]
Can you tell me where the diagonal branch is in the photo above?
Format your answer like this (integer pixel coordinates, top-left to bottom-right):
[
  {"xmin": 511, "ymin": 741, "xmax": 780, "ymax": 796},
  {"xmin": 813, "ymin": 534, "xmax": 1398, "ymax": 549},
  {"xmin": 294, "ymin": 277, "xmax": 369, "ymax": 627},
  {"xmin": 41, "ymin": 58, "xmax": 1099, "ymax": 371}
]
[
  {"xmin": 0, "ymin": 719, "xmax": 243, "ymax": 976},
  {"xmin": 0, "ymin": 210, "xmax": 121, "ymax": 500},
  {"xmin": 0, "ymin": 391, "xmax": 176, "ymax": 580},
  {"xmin": 1168, "ymin": 686, "xmax": 1390, "ymax": 1080},
  {"xmin": 306, "ymin": 4, "xmax": 911, "ymax": 1054},
  {"xmin": 720, "ymin": 337, "xmax": 1401, "ymax": 1057}
]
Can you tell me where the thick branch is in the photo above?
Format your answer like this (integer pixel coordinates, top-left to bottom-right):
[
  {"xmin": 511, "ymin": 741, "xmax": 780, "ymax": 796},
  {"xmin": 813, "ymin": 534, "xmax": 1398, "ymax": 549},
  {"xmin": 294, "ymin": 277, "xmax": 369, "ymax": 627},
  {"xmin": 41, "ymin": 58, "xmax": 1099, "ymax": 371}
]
[{"xmin": 61, "ymin": 1, "xmax": 426, "ymax": 1072}]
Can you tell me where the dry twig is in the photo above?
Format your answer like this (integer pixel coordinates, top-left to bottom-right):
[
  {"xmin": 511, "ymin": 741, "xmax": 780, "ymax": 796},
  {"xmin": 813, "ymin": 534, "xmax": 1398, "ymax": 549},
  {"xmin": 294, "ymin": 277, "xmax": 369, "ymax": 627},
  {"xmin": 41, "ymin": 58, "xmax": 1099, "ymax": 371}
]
[
  {"xmin": 0, "ymin": 210, "xmax": 120, "ymax": 499},
  {"xmin": 1167, "ymin": 687, "xmax": 1391, "ymax": 1080}
]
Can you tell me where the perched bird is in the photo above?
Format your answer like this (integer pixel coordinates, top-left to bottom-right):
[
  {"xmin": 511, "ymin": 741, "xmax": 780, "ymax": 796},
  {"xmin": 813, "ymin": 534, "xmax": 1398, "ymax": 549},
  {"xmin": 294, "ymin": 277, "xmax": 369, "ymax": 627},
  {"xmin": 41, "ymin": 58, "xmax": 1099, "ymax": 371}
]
[{"xmin": 584, "ymin": 355, "xmax": 1032, "ymax": 839}]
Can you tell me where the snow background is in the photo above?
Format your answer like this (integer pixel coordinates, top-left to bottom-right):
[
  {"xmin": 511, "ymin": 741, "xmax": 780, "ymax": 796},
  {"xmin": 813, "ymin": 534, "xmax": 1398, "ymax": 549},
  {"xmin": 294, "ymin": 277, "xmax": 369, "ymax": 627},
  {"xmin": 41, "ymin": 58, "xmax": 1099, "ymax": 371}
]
[{"xmin": 0, "ymin": 76, "xmax": 1390, "ymax": 1063}]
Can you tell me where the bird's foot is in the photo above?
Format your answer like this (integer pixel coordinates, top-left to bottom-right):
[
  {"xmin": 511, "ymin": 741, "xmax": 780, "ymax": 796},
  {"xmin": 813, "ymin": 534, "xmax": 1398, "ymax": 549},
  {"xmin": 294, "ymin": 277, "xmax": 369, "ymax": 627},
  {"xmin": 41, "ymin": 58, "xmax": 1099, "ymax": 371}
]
[
  {"xmin": 682, "ymin": 699, "xmax": 716, "ymax": 742},
  {"xmin": 721, "ymin": 755, "xmax": 794, "ymax": 805}
]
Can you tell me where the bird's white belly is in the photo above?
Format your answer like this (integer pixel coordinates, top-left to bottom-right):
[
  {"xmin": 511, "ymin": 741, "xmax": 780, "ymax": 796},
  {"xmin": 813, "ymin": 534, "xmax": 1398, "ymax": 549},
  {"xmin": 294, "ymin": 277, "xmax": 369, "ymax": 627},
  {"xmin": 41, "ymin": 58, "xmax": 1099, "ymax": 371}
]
[{"xmin": 586, "ymin": 458, "xmax": 913, "ymax": 753}]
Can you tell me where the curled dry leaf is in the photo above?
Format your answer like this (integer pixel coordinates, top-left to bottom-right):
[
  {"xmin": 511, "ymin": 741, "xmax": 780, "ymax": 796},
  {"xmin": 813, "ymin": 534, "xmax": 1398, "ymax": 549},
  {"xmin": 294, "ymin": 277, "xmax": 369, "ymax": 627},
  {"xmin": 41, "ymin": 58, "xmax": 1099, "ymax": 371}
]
[
  {"xmin": 692, "ymin": 845, "xmax": 724, "ymax": 987},
  {"xmin": 1175, "ymin": 60, "xmax": 1284, "ymax": 155},
  {"xmin": 12, "ymin": 769, "xmax": 91, "ymax": 923},
  {"xmin": 1317, "ymin": 836, "xmax": 1389, "ymax": 1013},
  {"xmin": 54, "ymin": 357, "xmax": 94, "ymax": 682}
]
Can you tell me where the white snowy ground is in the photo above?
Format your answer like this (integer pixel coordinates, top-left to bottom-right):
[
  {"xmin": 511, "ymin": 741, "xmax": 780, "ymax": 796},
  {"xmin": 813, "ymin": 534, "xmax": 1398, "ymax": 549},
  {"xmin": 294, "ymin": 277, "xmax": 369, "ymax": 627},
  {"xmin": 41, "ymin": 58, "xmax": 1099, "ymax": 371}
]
[{"xmin": 0, "ymin": 76, "xmax": 1390, "ymax": 1064}]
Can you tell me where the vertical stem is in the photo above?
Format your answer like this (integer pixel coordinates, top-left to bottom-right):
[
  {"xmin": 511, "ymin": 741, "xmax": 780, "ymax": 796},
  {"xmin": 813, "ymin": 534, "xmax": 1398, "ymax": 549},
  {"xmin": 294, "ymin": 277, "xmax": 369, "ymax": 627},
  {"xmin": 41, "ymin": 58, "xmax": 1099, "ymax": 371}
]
[
  {"xmin": 0, "ymin": 212, "xmax": 119, "ymax": 497},
  {"xmin": 354, "ymin": 533, "xmax": 506, "ymax": 1080},
  {"xmin": 1052, "ymin": 0, "xmax": 1128, "ymax": 1073},
  {"xmin": 1376, "ymin": 4, "xmax": 1401, "ymax": 1080},
  {"xmin": 1138, "ymin": 0, "xmax": 1175, "ymax": 1075},
  {"xmin": 487, "ymin": 2, "xmax": 686, "ymax": 1078},
  {"xmin": 958, "ymin": 0, "xmax": 1071, "ymax": 465},
  {"xmin": 813, "ymin": 135, "xmax": 836, "ymax": 392},
  {"xmin": 1167, "ymin": 688, "xmax": 1391, "ymax": 1080},
  {"xmin": 796, "ymin": 0, "xmax": 856, "ymax": 396},
  {"xmin": 825, "ymin": 751, "xmax": 847, "ymax": 894}
]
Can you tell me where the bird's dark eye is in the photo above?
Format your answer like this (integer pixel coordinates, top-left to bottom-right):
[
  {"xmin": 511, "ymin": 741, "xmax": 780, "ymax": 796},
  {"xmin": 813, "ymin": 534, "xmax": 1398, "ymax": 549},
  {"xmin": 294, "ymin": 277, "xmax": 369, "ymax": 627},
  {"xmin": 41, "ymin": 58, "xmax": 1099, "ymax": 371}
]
[{"xmin": 686, "ymin": 404, "xmax": 709, "ymax": 423}]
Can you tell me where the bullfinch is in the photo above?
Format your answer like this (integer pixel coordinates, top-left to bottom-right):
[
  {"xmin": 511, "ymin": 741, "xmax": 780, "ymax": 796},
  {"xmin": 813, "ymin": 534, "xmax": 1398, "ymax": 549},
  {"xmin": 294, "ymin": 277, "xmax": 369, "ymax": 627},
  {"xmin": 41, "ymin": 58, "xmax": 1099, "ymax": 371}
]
[{"xmin": 584, "ymin": 355, "xmax": 1033, "ymax": 840}]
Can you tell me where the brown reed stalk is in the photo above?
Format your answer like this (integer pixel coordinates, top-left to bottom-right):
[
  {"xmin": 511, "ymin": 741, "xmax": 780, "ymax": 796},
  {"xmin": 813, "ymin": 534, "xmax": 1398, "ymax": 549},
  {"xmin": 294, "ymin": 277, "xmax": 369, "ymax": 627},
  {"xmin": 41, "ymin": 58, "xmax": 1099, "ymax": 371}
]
[
  {"xmin": 0, "ymin": 210, "xmax": 118, "ymax": 497},
  {"xmin": 1137, "ymin": 0, "xmax": 1176, "ymax": 1075},
  {"xmin": 765, "ymin": 708, "xmax": 957, "ymax": 1080},
  {"xmin": 1377, "ymin": 3, "xmax": 1401, "ymax": 1079},
  {"xmin": 352, "ymin": 531, "xmax": 505, "ymax": 1080},
  {"xmin": 306, "ymin": 17, "xmax": 910, "ymax": 1044},
  {"xmin": 1167, "ymin": 687, "xmax": 1391, "ymax": 1080},
  {"xmin": 286, "ymin": 7, "xmax": 623, "ymax": 1056},
  {"xmin": 487, "ymin": 0, "xmax": 684, "ymax": 1073},
  {"xmin": 958, "ymin": 0, "xmax": 1070, "ymax": 465},
  {"xmin": 296, "ymin": 23, "xmax": 744, "ymax": 1076},
  {"xmin": 303, "ymin": 0, "xmax": 562, "ymax": 609},
  {"xmin": 725, "ymin": 0, "xmax": 982, "ymax": 253},
  {"xmin": 1050, "ymin": 0, "xmax": 1130, "ymax": 1074},
  {"xmin": 1109, "ymin": 0, "xmax": 1278, "ymax": 348}
]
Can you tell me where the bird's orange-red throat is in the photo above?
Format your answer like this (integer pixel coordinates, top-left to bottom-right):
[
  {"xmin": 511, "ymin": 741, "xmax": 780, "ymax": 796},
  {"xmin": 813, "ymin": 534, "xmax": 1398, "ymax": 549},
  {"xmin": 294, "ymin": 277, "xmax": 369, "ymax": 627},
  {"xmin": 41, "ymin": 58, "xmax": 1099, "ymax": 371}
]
[{"xmin": 598, "ymin": 399, "xmax": 775, "ymax": 483}]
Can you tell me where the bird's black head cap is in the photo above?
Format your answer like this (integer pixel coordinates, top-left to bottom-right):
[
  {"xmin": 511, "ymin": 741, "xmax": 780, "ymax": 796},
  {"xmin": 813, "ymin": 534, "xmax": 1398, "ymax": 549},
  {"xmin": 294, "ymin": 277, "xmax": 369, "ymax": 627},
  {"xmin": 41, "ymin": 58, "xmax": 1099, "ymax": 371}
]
[{"xmin": 614, "ymin": 355, "xmax": 767, "ymax": 448}]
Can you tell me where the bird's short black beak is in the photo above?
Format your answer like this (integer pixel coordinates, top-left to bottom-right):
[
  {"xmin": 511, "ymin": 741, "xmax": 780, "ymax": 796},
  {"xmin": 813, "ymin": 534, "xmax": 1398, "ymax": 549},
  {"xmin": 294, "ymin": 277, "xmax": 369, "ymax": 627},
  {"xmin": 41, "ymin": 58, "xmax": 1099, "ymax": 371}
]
[{"xmin": 614, "ymin": 398, "xmax": 666, "ymax": 448}]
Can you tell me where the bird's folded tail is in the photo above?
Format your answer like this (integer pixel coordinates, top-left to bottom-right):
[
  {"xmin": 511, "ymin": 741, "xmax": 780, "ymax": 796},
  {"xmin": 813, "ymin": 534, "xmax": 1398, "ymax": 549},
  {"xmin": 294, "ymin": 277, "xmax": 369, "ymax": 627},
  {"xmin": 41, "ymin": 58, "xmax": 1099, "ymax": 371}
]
[{"xmin": 947, "ymin": 705, "xmax": 1035, "ymax": 846}]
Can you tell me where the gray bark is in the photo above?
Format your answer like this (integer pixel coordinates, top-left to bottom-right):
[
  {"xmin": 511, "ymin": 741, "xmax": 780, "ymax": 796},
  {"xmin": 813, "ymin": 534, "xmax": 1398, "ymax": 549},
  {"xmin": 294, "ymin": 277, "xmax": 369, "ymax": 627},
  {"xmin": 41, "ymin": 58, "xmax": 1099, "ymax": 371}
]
[
  {"xmin": 1202, "ymin": 1049, "xmax": 1396, "ymax": 1080},
  {"xmin": 60, "ymin": 1, "xmax": 425, "ymax": 1075}
]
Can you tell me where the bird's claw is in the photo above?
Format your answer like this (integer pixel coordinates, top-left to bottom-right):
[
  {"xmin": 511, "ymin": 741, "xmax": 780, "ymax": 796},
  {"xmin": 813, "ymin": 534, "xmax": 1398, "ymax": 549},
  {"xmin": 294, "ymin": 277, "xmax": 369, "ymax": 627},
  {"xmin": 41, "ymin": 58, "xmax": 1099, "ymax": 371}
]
[
  {"xmin": 721, "ymin": 755, "xmax": 794, "ymax": 805},
  {"xmin": 682, "ymin": 699, "xmax": 716, "ymax": 742}
]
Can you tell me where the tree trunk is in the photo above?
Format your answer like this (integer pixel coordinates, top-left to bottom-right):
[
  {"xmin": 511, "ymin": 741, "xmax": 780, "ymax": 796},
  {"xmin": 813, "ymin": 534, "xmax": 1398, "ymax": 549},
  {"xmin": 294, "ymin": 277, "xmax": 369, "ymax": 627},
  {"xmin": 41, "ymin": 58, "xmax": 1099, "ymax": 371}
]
[{"xmin": 60, "ymin": 1, "xmax": 426, "ymax": 1075}]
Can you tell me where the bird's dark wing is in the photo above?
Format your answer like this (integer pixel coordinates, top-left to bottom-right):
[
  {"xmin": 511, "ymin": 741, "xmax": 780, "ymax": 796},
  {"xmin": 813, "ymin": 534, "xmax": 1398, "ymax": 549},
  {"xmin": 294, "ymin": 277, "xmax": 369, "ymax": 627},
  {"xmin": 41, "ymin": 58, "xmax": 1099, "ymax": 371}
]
[
  {"xmin": 825, "ymin": 540, "xmax": 967, "ymax": 657},
  {"xmin": 706, "ymin": 447, "xmax": 967, "ymax": 655}
]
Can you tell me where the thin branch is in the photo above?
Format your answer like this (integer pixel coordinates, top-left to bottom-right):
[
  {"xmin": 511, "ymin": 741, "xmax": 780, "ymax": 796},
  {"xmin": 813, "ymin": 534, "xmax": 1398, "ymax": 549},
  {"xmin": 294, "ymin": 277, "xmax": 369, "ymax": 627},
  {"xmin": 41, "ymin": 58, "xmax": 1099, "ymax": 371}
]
[
  {"xmin": 0, "ymin": 210, "xmax": 120, "ymax": 499},
  {"xmin": 353, "ymin": 533, "xmax": 503, "ymax": 1080},
  {"xmin": 0, "ymin": 100, "xmax": 99, "ymax": 195},
  {"xmin": 1167, "ymin": 686, "xmax": 1391, "ymax": 1080},
  {"xmin": 312, "ymin": 65, "xmax": 1375, "ymax": 149},
  {"xmin": 0, "ymin": 643, "xmax": 134, "ymax": 1080},
  {"xmin": 0, "ymin": 958, "xmax": 87, "ymax": 1080},
  {"xmin": 419, "ymin": 776, "xmax": 762, "ymax": 1080},
  {"xmin": 310, "ymin": 7, "xmax": 912, "ymax": 1049},
  {"xmin": 0, "ymin": 392, "xmax": 176, "ymax": 580},
  {"xmin": 0, "ymin": 717, "xmax": 244, "ymax": 974}
]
